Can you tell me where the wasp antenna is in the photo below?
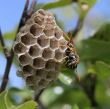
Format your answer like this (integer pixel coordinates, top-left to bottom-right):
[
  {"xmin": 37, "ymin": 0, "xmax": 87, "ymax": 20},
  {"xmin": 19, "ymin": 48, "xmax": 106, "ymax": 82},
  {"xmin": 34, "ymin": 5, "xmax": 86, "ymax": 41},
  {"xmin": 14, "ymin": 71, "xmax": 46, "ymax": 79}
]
[
  {"xmin": 67, "ymin": 31, "xmax": 72, "ymax": 39},
  {"xmin": 63, "ymin": 32, "xmax": 70, "ymax": 41},
  {"xmin": 62, "ymin": 56, "xmax": 68, "ymax": 60},
  {"xmin": 67, "ymin": 31, "xmax": 75, "ymax": 45},
  {"xmin": 67, "ymin": 31, "xmax": 72, "ymax": 37}
]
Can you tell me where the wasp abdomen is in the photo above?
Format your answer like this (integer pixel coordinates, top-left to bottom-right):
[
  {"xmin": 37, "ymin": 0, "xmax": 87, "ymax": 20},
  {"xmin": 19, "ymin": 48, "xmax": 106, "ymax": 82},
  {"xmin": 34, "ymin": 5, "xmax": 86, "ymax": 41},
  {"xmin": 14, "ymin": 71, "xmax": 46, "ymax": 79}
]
[{"xmin": 65, "ymin": 45, "xmax": 79, "ymax": 69}]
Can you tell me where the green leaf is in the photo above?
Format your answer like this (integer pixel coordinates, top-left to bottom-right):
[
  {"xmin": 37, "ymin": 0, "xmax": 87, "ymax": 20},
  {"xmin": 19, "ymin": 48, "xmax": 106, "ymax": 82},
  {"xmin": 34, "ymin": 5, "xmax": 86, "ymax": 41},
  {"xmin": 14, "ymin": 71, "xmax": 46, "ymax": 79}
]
[
  {"xmin": 4, "ymin": 91, "xmax": 15, "ymax": 109},
  {"xmin": 72, "ymin": 104, "xmax": 79, "ymax": 109},
  {"xmin": 94, "ymin": 24, "xmax": 110, "ymax": 41},
  {"xmin": 42, "ymin": 0, "xmax": 96, "ymax": 10},
  {"xmin": 42, "ymin": 0, "xmax": 72, "ymax": 10},
  {"xmin": 9, "ymin": 87, "xmax": 33, "ymax": 104},
  {"xmin": 0, "ymin": 90, "xmax": 14, "ymax": 109},
  {"xmin": 0, "ymin": 91, "xmax": 7, "ymax": 109},
  {"xmin": 95, "ymin": 61, "xmax": 110, "ymax": 79},
  {"xmin": 61, "ymin": 66, "xmax": 75, "ymax": 79},
  {"xmin": 3, "ymin": 30, "xmax": 16, "ymax": 40},
  {"xmin": 79, "ymin": 0, "xmax": 96, "ymax": 7},
  {"xmin": 78, "ymin": 39, "xmax": 110, "ymax": 64},
  {"xmin": 48, "ymin": 88, "xmax": 90, "ymax": 108},
  {"xmin": 16, "ymin": 100, "xmax": 37, "ymax": 109},
  {"xmin": 0, "ymin": 90, "xmax": 37, "ymax": 109},
  {"xmin": 95, "ymin": 80, "xmax": 110, "ymax": 107},
  {"xmin": 58, "ymin": 73, "xmax": 73, "ymax": 85}
]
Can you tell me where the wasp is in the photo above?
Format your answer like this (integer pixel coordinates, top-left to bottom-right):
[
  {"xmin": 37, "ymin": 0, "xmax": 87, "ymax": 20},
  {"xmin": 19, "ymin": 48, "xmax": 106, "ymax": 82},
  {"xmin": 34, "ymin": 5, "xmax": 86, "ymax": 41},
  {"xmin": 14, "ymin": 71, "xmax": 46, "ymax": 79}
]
[
  {"xmin": 65, "ymin": 43, "xmax": 79, "ymax": 69},
  {"xmin": 63, "ymin": 32, "xmax": 80, "ymax": 81},
  {"xmin": 63, "ymin": 32, "xmax": 79, "ymax": 69}
]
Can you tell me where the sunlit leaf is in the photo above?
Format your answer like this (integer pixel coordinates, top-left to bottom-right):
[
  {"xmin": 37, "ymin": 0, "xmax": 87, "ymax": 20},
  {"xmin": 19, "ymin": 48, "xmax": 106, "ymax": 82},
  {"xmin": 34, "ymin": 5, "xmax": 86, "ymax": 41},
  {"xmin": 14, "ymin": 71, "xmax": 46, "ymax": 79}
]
[
  {"xmin": 0, "ymin": 90, "xmax": 15, "ymax": 109},
  {"xmin": 9, "ymin": 87, "xmax": 32, "ymax": 103},
  {"xmin": 58, "ymin": 73, "xmax": 73, "ymax": 85},
  {"xmin": 72, "ymin": 104, "xmax": 79, "ymax": 109},
  {"xmin": 16, "ymin": 100, "xmax": 37, "ymax": 109},
  {"xmin": 95, "ymin": 61, "xmax": 110, "ymax": 79},
  {"xmin": 79, "ymin": 0, "xmax": 96, "ymax": 7},
  {"xmin": 42, "ymin": 0, "xmax": 72, "ymax": 10},
  {"xmin": 3, "ymin": 29, "xmax": 17, "ymax": 40},
  {"xmin": 4, "ymin": 91, "xmax": 15, "ymax": 109},
  {"xmin": 0, "ymin": 90, "xmax": 37, "ymax": 109},
  {"xmin": 96, "ymin": 81, "xmax": 110, "ymax": 108},
  {"xmin": 0, "ymin": 91, "xmax": 7, "ymax": 109}
]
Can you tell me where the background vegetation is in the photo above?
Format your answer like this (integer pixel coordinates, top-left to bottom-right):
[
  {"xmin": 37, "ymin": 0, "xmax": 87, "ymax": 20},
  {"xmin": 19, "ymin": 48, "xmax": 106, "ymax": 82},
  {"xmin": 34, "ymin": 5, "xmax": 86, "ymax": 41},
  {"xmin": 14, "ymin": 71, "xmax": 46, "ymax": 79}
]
[{"xmin": 0, "ymin": 0, "xmax": 110, "ymax": 109}]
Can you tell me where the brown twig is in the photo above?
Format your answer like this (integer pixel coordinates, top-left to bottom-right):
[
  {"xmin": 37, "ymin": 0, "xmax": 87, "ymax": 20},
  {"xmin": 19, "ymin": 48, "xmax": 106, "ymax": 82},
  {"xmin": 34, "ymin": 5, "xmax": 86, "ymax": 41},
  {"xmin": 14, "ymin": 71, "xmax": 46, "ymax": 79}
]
[
  {"xmin": 0, "ymin": 0, "xmax": 36, "ymax": 93},
  {"xmin": 28, "ymin": 0, "xmax": 36, "ymax": 17},
  {"xmin": 0, "ymin": 28, "xmax": 12, "ymax": 93},
  {"xmin": 80, "ymin": 73, "xmax": 98, "ymax": 107},
  {"xmin": 34, "ymin": 89, "xmax": 47, "ymax": 109},
  {"xmin": 0, "ymin": 29, "xmax": 5, "ymax": 50},
  {"xmin": 0, "ymin": 29, "xmax": 10, "ymax": 58},
  {"xmin": 72, "ymin": 19, "xmax": 82, "ymax": 38},
  {"xmin": 17, "ymin": 0, "xmax": 29, "ymax": 32}
]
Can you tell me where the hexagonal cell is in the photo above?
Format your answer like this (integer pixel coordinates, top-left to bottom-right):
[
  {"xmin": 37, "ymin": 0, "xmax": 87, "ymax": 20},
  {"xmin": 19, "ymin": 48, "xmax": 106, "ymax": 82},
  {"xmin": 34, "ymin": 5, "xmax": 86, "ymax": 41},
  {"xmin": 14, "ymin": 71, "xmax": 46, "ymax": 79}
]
[
  {"xmin": 54, "ymin": 27, "xmax": 63, "ymax": 39},
  {"xmin": 29, "ymin": 44, "xmax": 41, "ymax": 57},
  {"xmin": 21, "ymin": 33, "xmax": 37, "ymax": 45},
  {"xmin": 16, "ymin": 32, "xmax": 28, "ymax": 42},
  {"xmin": 55, "ymin": 62, "xmax": 61, "ymax": 71},
  {"xmin": 16, "ymin": 69, "xmax": 24, "ymax": 77},
  {"xmin": 22, "ymin": 65, "xmax": 33, "ymax": 73},
  {"xmin": 26, "ymin": 75, "xmax": 33, "ymax": 85},
  {"xmin": 46, "ymin": 71, "xmax": 57, "ymax": 81},
  {"xmin": 47, "ymin": 12, "xmax": 53, "ymax": 17},
  {"xmin": 34, "ymin": 75, "xmax": 41, "ymax": 83},
  {"xmin": 13, "ymin": 42, "xmax": 27, "ymax": 54},
  {"xmin": 43, "ymin": 29, "xmax": 54, "ymax": 37},
  {"xmin": 19, "ymin": 54, "xmax": 32, "ymax": 66},
  {"xmin": 26, "ymin": 19, "xmax": 35, "ymax": 25},
  {"xmin": 42, "ymin": 48, "xmax": 54, "ymax": 59},
  {"xmin": 55, "ymin": 49, "xmax": 64, "ymax": 61},
  {"xmin": 38, "ymin": 79, "xmax": 49, "ymax": 88},
  {"xmin": 30, "ymin": 24, "xmax": 43, "ymax": 36},
  {"xmin": 50, "ymin": 38, "xmax": 59, "ymax": 50},
  {"xmin": 38, "ymin": 9, "xmax": 46, "ymax": 16},
  {"xmin": 28, "ymin": 84, "xmax": 34, "ymax": 89},
  {"xmin": 37, "ymin": 35, "xmax": 49, "ymax": 47},
  {"xmin": 45, "ymin": 59, "xmax": 56, "ymax": 71},
  {"xmin": 19, "ymin": 26, "xmax": 30, "ymax": 33},
  {"xmin": 59, "ymin": 38, "xmax": 67, "ymax": 51},
  {"xmin": 34, "ymin": 15, "xmax": 45, "ymax": 26},
  {"xmin": 33, "ymin": 57, "xmax": 45, "ymax": 69},
  {"xmin": 45, "ymin": 24, "xmax": 54, "ymax": 30},
  {"xmin": 47, "ymin": 17, "xmax": 53, "ymax": 24},
  {"xmin": 35, "ymin": 69, "xmax": 46, "ymax": 78}
]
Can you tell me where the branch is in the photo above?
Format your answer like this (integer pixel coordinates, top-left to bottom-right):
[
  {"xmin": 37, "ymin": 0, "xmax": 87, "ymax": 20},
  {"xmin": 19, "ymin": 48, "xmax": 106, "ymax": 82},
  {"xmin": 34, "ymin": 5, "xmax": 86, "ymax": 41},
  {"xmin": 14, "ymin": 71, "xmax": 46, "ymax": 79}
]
[
  {"xmin": 28, "ymin": 0, "xmax": 36, "ymax": 17},
  {"xmin": 80, "ymin": 73, "xmax": 99, "ymax": 107},
  {"xmin": 0, "ymin": 28, "xmax": 5, "ymax": 49},
  {"xmin": 34, "ymin": 89, "xmax": 47, "ymax": 109},
  {"xmin": 0, "ymin": 0, "xmax": 36, "ymax": 93},
  {"xmin": 37, "ymin": 99, "xmax": 47, "ymax": 109},
  {"xmin": 17, "ymin": 0, "xmax": 29, "ymax": 32},
  {"xmin": 0, "ymin": 28, "xmax": 10, "ymax": 58},
  {"xmin": 72, "ymin": 19, "xmax": 82, "ymax": 38}
]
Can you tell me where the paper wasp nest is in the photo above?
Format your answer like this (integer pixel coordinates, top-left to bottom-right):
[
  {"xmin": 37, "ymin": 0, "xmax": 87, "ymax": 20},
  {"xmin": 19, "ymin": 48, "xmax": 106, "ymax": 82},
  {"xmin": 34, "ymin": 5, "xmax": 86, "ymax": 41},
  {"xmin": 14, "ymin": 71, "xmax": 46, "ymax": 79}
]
[{"xmin": 13, "ymin": 9, "xmax": 67, "ymax": 91}]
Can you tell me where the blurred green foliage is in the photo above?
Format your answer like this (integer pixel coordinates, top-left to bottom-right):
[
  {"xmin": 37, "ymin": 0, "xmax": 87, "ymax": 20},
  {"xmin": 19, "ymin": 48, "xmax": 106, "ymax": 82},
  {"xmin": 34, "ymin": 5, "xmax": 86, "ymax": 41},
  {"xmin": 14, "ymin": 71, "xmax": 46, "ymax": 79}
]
[
  {"xmin": 0, "ymin": 90, "xmax": 37, "ymax": 109},
  {"xmin": 0, "ymin": 0, "xmax": 110, "ymax": 109}
]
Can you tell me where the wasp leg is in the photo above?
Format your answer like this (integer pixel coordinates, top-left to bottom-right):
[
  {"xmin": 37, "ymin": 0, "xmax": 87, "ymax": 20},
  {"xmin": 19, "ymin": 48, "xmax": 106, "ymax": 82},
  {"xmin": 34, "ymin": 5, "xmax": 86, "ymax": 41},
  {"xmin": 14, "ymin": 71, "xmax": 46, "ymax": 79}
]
[{"xmin": 62, "ymin": 56, "xmax": 68, "ymax": 60}]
